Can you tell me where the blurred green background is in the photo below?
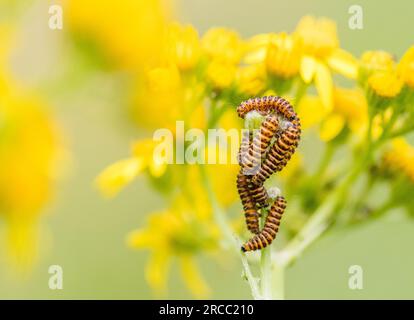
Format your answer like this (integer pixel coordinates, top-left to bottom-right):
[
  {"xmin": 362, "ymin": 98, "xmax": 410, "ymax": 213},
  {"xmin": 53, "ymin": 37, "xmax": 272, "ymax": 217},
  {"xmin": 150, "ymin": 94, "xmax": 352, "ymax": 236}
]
[{"xmin": 0, "ymin": 0, "xmax": 413, "ymax": 299}]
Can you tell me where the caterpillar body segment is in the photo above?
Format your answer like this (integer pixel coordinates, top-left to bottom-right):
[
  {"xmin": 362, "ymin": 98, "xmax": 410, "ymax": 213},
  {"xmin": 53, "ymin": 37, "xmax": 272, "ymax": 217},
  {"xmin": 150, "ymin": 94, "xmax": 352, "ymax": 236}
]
[
  {"xmin": 241, "ymin": 196, "xmax": 286, "ymax": 252},
  {"xmin": 236, "ymin": 171, "xmax": 260, "ymax": 234}
]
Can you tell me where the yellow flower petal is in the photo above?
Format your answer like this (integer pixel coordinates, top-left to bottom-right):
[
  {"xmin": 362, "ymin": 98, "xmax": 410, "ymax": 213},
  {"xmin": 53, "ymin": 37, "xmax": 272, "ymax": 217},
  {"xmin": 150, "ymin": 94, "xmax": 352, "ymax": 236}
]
[
  {"xmin": 202, "ymin": 27, "xmax": 242, "ymax": 64},
  {"xmin": 127, "ymin": 229, "xmax": 158, "ymax": 249},
  {"xmin": 300, "ymin": 55, "xmax": 317, "ymax": 83},
  {"xmin": 278, "ymin": 152, "xmax": 302, "ymax": 179},
  {"xmin": 6, "ymin": 218, "xmax": 39, "ymax": 271},
  {"xmin": 314, "ymin": 61, "xmax": 333, "ymax": 111},
  {"xmin": 319, "ymin": 113, "xmax": 345, "ymax": 141},
  {"xmin": 165, "ymin": 22, "xmax": 201, "ymax": 71},
  {"xmin": 397, "ymin": 45, "xmax": 414, "ymax": 89},
  {"xmin": 327, "ymin": 48, "xmax": 358, "ymax": 79},
  {"xmin": 297, "ymin": 95, "xmax": 327, "ymax": 129},
  {"xmin": 149, "ymin": 159, "xmax": 167, "ymax": 177},
  {"xmin": 146, "ymin": 252, "xmax": 171, "ymax": 295},
  {"xmin": 96, "ymin": 157, "xmax": 145, "ymax": 197},
  {"xmin": 179, "ymin": 255, "xmax": 210, "ymax": 298}
]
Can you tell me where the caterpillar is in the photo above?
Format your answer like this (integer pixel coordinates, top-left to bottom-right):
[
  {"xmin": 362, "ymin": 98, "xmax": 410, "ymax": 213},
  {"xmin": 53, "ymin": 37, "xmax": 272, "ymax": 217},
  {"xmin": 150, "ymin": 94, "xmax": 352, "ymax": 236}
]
[
  {"xmin": 237, "ymin": 97, "xmax": 265, "ymax": 119},
  {"xmin": 251, "ymin": 123, "xmax": 300, "ymax": 185},
  {"xmin": 238, "ymin": 129, "xmax": 251, "ymax": 167},
  {"xmin": 241, "ymin": 196, "xmax": 286, "ymax": 252},
  {"xmin": 251, "ymin": 114, "xmax": 280, "ymax": 161},
  {"xmin": 236, "ymin": 171, "xmax": 260, "ymax": 234},
  {"xmin": 237, "ymin": 96, "xmax": 301, "ymax": 128},
  {"xmin": 239, "ymin": 114, "xmax": 280, "ymax": 175},
  {"xmin": 249, "ymin": 183, "xmax": 268, "ymax": 208},
  {"xmin": 236, "ymin": 96, "xmax": 300, "ymax": 252}
]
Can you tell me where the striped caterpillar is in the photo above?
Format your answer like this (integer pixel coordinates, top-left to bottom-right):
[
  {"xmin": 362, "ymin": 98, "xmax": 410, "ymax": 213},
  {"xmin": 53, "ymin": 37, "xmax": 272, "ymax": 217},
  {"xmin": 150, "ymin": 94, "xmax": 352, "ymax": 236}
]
[
  {"xmin": 241, "ymin": 196, "xmax": 286, "ymax": 252},
  {"xmin": 251, "ymin": 122, "xmax": 300, "ymax": 185},
  {"xmin": 239, "ymin": 114, "xmax": 280, "ymax": 175},
  {"xmin": 236, "ymin": 96, "xmax": 300, "ymax": 252},
  {"xmin": 236, "ymin": 171, "xmax": 260, "ymax": 234}
]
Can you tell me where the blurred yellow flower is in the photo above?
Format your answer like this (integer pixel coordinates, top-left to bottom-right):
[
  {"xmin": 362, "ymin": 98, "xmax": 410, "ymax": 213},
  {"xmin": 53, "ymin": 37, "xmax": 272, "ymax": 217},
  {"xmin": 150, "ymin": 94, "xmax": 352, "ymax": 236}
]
[
  {"xmin": 132, "ymin": 65, "xmax": 183, "ymax": 130},
  {"xmin": 297, "ymin": 95, "xmax": 327, "ymax": 129},
  {"xmin": 127, "ymin": 209, "xmax": 216, "ymax": 297},
  {"xmin": 265, "ymin": 32, "xmax": 302, "ymax": 79},
  {"xmin": 132, "ymin": 64, "xmax": 206, "ymax": 131},
  {"xmin": 236, "ymin": 64, "xmax": 266, "ymax": 96},
  {"xmin": 165, "ymin": 22, "xmax": 201, "ymax": 71},
  {"xmin": 202, "ymin": 28, "xmax": 243, "ymax": 64},
  {"xmin": 368, "ymin": 70, "xmax": 403, "ymax": 98},
  {"xmin": 298, "ymin": 87, "xmax": 368, "ymax": 142},
  {"xmin": 397, "ymin": 46, "xmax": 414, "ymax": 89},
  {"xmin": 206, "ymin": 60, "xmax": 236, "ymax": 90},
  {"xmin": 243, "ymin": 33, "xmax": 272, "ymax": 64},
  {"xmin": 96, "ymin": 139, "xmax": 167, "ymax": 197},
  {"xmin": 382, "ymin": 138, "xmax": 414, "ymax": 182},
  {"xmin": 0, "ymin": 83, "xmax": 63, "ymax": 268},
  {"xmin": 295, "ymin": 16, "xmax": 338, "ymax": 59},
  {"xmin": 295, "ymin": 16, "xmax": 358, "ymax": 111},
  {"xmin": 278, "ymin": 152, "xmax": 303, "ymax": 179},
  {"xmin": 67, "ymin": 0, "xmax": 170, "ymax": 70},
  {"xmin": 361, "ymin": 50, "xmax": 395, "ymax": 74}
]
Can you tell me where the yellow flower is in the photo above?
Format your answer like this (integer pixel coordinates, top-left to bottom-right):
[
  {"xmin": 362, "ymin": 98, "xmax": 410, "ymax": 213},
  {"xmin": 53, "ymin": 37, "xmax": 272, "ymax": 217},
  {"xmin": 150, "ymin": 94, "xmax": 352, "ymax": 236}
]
[
  {"xmin": 127, "ymin": 209, "xmax": 216, "ymax": 297},
  {"xmin": 382, "ymin": 138, "xmax": 414, "ymax": 182},
  {"xmin": 236, "ymin": 64, "xmax": 266, "ymax": 96},
  {"xmin": 132, "ymin": 65, "xmax": 182, "ymax": 130},
  {"xmin": 265, "ymin": 32, "xmax": 303, "ymax": 79},
  {"xmin": 0, "ymin": 82, "xmax": 64, "ymax": 268},
  {"xmin": 132, "ymin": 64, "xmax": 206, "ymax": 130},
  {"xmin": 297, "ymin": 95, "xmax": 328, "ymax": 129},
  {"xmin": 359, "ymin": 50, "xmax": 396, "ymax": 85},
  {"xmin": 295, "ymin": 16, "xmax": 358, "ymax": 111},
  {"xmin": 361, "ymin": 50, "xmax": 395, "ymax": 73},
  {"xmin": 96, "ymin": 139, "xmax": 167, "ymax": 197},
  {"xmin": 397, "ymin": 46, "xmax": 414, "ymax": 89},
  {"xmin": 278, "ymin": 152, "xmax": 303, "ymax": 179},
  {"xmin": 295, "ymin": 16, "xmax": 338, "ymax": 58},
  {"xmin": 298, "ymin": 87, "xmax": 368, "ymax": 142},
  {"xmin": 368, "ymin": 70, "xmax": 403, "ymax": 98},
  {"xmin": 202, "ymin": 28, "xmax": 243, "ymax": 64},
  {"xmin": 67, "ymin": 0, "xmax": 170, "ymax": 70},
  {"xmin": 243, "ymin": 33, "xmax": 273, "ymax": 64},
  {"xmin": 331, "ymin": 87, "xmax": 368, "ymax": 135},
  {"xmin": 165, "ymin": 22, "xmax": 201, "ymax": 71},
  {"xmin": 206, "ymin": 60, "xmax": 236, "ymax": 90}
]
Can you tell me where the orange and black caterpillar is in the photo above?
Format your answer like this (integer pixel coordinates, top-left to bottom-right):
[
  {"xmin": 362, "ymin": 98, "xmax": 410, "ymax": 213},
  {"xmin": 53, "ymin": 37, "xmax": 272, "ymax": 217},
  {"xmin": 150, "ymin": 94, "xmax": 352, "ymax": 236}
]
[
  {"xmin": 249, "ymin": 183, "xmax": 268, "ymax": 208},
  {"xmin": 237, "ymin": 96, "xmax": 300, "ymax": 252},
  {"xmin": 237, "ymin": 96, "xmax": 299, "ymax": 122},
  {"xmin": 238, "ymin": 130, "xmax": 251, "ymax": 168},
  {"xmin": 236, "ymin": 171, "xmax": 260, "ymax": 234},
  {"xmin": 241, "ymin": 196, "xmax": 286, "ymax": 252},
  {"xmin": 239, "ymin": 114, "xmax": 280, "ymax": 175},
  {"xmin": 251, "ymin": 122, "xmax": 300, "ymax": 185}
]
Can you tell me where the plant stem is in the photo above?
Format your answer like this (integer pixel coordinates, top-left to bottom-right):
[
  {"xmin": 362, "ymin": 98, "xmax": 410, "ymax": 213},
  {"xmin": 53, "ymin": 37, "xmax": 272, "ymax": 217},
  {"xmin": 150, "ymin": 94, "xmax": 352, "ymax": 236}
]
[
  {"xmin": 260, "ymin": 247, "xmax": 272, "ymax": 299},
  {"xmin": 387, "ymin": 122, "xmax": 414, "ymax": 139},
  {"xmin": 275, "ymin": 145, "xmax": 371, "ymax": 268},
  {"xmin": 199, "ymin": 165, "xmax": 261, "ymax": 299},
  {"xmin": 312, "ymin": 142, "xmax": 336, "ymax": 182},
  {"xmin": 271, "ymin": 260, "xmax": 285, "ymax": 299},
  {"xmin": 275, "ymin": 192, "xmax": 338, "ymax": 267},
  {"xmin": 259, "ymin": 207, "xmax": 272, "ymax": 299}
]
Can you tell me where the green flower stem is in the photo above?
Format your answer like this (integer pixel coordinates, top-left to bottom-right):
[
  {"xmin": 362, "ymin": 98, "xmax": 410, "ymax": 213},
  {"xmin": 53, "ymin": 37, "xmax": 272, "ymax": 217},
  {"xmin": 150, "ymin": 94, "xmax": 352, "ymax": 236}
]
[
  {"xmin": 312, "ymin": 142, "xmax": 336, "ymax": 183},
  {"xmin": 271, "ymin": 260, "xmax": 285, "ymax": 300},
  {"xmin": 388, "ymin": 122, "xmax": 414, "ymax": 139},
  {"xmin": 260, "ymin": 207, "xmax": 272, "ymax": 299},
  {"xmin": 275, "ymin": 192, "xmax": 339, "ymax": 267},
  {"xmin": 199, "ymin": 165, "xmax": 261, "ymax": 299},
  {"xmin": 275, "ymin": 144, "xmax": 373, "ymax": 268}
]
